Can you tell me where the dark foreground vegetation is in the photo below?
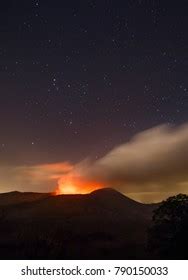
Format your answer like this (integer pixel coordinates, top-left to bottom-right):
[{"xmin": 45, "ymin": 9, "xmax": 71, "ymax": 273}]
[{"xmin": 148, "ymin": 194, "xmax": 188, "ymax": 259}]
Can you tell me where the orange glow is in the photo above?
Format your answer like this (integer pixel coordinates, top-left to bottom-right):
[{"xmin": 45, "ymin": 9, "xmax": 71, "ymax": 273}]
[{"xmin": 55, "ymin": 174, "xmax": 105, "ymax": 195}]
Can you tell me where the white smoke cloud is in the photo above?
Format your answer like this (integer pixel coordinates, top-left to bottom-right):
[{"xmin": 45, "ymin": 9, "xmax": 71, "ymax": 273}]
[
  {"xmin": 81, "ymin": 123, "xmax": 188, "ymax": 196},
  {"xmin": 0, "ymin": 162, "xmax": 72, "ymax": 193}
]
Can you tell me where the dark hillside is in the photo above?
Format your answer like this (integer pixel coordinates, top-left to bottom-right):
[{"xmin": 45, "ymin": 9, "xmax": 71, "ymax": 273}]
[{"xmin": 0, "ymin": 188, "xmax": 157, "ymax": 259}]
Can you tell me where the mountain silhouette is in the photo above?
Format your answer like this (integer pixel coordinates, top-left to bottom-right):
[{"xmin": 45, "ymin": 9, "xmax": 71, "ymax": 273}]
[
  {"xmin": 0, "ymin": 191, "xmax": 50, "ymax": 206},
  {"xmin": 0, "ymin": 188, "xmax": 157, "ymax": 259}
]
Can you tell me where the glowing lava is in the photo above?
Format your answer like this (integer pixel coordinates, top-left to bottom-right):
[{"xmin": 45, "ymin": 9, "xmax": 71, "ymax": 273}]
[{"xmin": 55, "ymin": 175, "xmax": 104, "ymax": 195}]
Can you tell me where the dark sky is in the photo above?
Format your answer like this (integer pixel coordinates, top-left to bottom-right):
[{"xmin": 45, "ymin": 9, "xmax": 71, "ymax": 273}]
[{"xmin": 0, "ymin": 0, "xmax": 187, "ymax": 167}]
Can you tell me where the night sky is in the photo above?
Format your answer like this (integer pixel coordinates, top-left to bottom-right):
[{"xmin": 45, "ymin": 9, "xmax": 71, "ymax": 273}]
[{"xmin": 0, "ymin": 1, "xmax": 188, "ymax": 198}]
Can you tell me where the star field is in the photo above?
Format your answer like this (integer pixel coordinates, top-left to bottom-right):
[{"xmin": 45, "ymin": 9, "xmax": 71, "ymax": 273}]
[{"xmin": 0, "ymin": 0, "xmax": 187, "ymax": 166}]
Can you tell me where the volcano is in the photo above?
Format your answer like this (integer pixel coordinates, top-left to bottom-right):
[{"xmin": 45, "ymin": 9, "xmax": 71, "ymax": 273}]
[{"xmin": 0, "ymin": 188, "xmax": 157, "ymax": 259}]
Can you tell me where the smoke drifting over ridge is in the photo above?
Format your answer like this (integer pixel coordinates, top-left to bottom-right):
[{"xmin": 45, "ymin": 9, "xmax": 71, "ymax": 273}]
[
  {"xmin": 66, "ymin": 123, "xmax": 188, "ymax": 200},
  {"xmin": 1, "ymin": 123, "xmax": 188, "ymax": 202},
  {"xmin": 86, "ymin": 124, "xmax": 188, "ymax": 184}
]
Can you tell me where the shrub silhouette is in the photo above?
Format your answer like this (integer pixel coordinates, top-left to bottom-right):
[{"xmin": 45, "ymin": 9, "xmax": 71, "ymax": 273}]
[{"xmin": 148, "ymin": 194, "xmax": 188, "ymax": 259}]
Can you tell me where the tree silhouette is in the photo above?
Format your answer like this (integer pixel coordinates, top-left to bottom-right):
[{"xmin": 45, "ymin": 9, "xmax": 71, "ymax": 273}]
[{"xmin": 148, "ymin": 194, "xmax": 188, "ymax": 259}]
